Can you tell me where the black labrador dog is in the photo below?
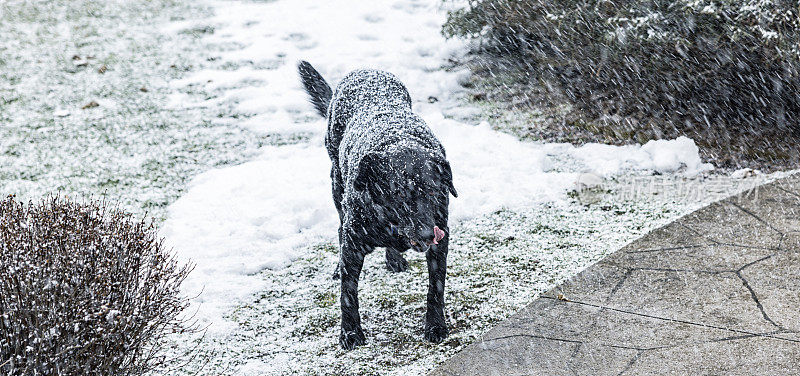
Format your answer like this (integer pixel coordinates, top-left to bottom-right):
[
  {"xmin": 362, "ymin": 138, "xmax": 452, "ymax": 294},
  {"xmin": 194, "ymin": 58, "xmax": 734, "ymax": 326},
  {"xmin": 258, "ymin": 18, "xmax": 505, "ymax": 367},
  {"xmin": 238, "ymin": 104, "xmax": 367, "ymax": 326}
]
[{"xmin": 298, "ymin": 61, "xmax": 457, "ymax": 349}]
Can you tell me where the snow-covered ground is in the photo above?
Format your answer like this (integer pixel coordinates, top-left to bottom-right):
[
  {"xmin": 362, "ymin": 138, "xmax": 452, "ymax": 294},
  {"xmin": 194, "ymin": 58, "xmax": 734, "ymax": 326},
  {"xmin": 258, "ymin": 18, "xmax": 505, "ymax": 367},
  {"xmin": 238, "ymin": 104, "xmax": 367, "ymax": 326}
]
[
  {"xmin": 157, "ymin": 0, "xmax": 789, "ymax": 375},
  {"xmin": 0, "ymin": 1, "xmax": 792, "ymax": 375},
  {"xmin": 0, "ymin": 0, "xmax": 271, "ymax": 220}
]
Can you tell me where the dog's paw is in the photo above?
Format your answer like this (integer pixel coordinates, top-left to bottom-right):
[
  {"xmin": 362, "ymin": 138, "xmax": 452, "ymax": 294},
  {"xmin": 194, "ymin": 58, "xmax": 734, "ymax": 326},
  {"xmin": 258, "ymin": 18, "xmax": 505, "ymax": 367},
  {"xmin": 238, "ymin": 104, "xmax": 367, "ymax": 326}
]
[
  {"xmin": 423, "ymin": 323, "xmax": 448, "ymax": 343},
  {"xmin": 339, "ymin": 327, "xmax": 366, "ymax": 350},
  {"xmin": 385, "ymin": 256, "xmax": 409, "ymax": 273}
]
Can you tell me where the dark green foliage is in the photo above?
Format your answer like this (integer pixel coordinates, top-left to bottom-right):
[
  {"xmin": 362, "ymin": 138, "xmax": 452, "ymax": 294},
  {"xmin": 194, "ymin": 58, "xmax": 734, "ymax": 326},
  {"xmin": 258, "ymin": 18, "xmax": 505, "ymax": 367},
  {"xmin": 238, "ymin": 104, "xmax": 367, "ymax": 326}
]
[
  {"xmin": 0, "ymin": 196, "xmax": 193, "ymax": 375},
  {"xmin": 445, "ymin": 0, "xmax": 800, "ymax": 164}
]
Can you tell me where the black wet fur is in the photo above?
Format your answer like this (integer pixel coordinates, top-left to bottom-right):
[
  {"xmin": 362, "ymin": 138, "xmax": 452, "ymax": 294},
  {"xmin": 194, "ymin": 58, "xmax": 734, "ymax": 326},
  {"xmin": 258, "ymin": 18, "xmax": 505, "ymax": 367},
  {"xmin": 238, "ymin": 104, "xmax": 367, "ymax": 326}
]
[
  {"xmin": 298, "ymin": 61, "xmax": 457, "ymax": 350},
  {"xmin": 384, "ymin": 247, "xmax": 409, "ymax": 273},
  {"xmin": 298, "ymin": 60, "xmax": 332, "ymax": 117}
]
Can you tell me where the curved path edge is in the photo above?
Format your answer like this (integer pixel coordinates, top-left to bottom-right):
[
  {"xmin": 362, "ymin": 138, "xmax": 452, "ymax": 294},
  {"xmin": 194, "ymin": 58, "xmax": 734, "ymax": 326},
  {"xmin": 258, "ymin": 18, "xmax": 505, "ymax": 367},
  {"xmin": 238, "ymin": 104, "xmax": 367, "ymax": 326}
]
[{"xmin": 431, "ymin": 173, "xmax": 800, "ymax": 375}]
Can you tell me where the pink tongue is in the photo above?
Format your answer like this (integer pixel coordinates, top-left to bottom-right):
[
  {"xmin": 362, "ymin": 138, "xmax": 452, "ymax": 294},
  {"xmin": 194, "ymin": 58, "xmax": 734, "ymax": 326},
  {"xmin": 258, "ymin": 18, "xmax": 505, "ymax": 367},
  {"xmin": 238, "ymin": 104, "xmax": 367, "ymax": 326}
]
[{"xmin": 432, "ymin": 226, "xmax": 445, "ymax": 245}]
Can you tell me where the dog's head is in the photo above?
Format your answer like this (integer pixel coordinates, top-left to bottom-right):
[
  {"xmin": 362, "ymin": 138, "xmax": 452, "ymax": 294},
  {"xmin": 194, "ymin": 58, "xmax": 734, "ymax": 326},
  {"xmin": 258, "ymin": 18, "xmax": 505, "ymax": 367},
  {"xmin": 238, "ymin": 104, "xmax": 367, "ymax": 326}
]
[{"xmin": 354, "ymin": 146, "xmax": 457, "ymax": 251}]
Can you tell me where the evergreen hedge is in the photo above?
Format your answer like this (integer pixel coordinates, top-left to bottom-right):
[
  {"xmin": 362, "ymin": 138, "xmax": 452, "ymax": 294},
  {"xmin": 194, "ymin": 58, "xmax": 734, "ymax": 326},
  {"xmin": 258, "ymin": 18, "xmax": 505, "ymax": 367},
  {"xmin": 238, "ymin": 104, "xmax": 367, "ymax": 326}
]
[{"xmin": 445, "ymin": 0, "xmax": 800, "ymax": 162}]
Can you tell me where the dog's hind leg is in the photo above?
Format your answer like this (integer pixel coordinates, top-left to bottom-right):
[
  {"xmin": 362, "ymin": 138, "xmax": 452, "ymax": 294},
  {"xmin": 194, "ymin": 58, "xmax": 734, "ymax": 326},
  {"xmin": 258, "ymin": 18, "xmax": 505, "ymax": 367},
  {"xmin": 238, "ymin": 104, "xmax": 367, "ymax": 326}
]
[
  {"xmin": 385, "ymin": 247, "xmax": 409, "ymax": 272},
  {"xmin": 339, "ymin": 237, "xmax": 367, "ymax": 349},
  {"xmin": 331, "ymin": 164, "xmax": 346, "ymax": 280}
]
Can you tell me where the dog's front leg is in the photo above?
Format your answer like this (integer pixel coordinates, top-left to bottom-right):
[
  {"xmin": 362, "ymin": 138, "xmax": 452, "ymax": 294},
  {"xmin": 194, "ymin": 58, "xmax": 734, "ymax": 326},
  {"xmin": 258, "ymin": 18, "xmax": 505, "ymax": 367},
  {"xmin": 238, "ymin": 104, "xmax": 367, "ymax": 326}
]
[
  {"xmin": 424, "ymin": 234, "xmax": 449, "ymax": 343},
  {"xmin": 339, "ymin": 239, "xmax": 366, "ymax": 349}
]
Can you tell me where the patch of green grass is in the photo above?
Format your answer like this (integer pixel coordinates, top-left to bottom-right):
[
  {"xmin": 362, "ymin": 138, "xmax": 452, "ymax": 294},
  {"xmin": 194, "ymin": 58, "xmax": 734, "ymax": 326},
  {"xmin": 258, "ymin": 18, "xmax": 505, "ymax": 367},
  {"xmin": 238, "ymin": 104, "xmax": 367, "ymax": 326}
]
[
  {"xmin": 313, "ymin": 291, "xmax": 336, "ymax": 308},
  {"xmin": 399, "ymin": 293, "xmax": 424, "ymax": 305},
  {"xmin": 313, "ymin": 242, "xmax": 339, "ymax": 254},
  {"xmin": 179, "ymin": 25, "xmax": 215, "ymax": 37},
  {"xmin": 293, "ymin": 312, "xmax": 338, "ymax": 337}
]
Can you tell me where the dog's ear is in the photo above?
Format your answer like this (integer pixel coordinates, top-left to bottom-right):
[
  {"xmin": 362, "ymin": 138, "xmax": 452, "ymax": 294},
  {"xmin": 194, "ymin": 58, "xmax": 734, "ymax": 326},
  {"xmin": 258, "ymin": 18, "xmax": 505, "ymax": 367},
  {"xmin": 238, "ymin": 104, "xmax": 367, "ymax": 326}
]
[
  {"xmin": 354, "ymin": 153, "xmax": 382, "ymax": 193},
  {"xmin": 437, "ymin": 159, "xmax": 458, "ymax": 198}
]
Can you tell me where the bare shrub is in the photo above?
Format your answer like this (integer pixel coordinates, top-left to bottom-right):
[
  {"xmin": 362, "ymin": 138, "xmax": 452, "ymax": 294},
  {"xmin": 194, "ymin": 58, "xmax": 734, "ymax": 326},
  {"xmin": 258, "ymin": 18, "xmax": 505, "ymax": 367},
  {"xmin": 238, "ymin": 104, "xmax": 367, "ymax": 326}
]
[{"xmin": 0, "ymin": 195, "xmax": 193, "ymax": 375}]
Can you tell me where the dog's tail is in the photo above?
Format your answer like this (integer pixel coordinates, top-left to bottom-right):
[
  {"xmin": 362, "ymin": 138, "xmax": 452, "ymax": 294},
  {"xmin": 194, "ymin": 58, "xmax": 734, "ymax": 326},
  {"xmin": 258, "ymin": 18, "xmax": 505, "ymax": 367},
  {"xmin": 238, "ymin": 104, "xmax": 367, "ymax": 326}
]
[{"xmin": 297, "ymin": 60, "xmax": 332, "ymax": 118}]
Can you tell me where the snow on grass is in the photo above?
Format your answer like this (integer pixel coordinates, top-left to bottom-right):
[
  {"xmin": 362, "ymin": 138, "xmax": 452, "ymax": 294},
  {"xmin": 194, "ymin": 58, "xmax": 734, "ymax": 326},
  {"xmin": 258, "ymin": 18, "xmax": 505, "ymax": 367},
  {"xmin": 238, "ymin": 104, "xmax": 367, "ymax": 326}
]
[
  {"xmin": 159, "ymin": 0, "xmax": 469, "ymax": 136},
  {"xmin": 0, "ymin": 0, "xmax": 264, "ymax": 221},
  {"xmin": 162, "ymin": 143, "xmax": 335, "ymax": 335},
  {"xmin": 156, "ymin": 0, "xmax": 789, "ymax": 375}
]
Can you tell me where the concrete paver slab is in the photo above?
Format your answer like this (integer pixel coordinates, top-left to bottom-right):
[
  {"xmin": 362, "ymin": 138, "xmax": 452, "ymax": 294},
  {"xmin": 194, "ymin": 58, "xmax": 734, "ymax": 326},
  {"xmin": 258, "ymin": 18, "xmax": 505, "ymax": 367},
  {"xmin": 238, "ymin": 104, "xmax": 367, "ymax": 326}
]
[
  {"xmin": 431, "ymin": 175, "xmax": 800, "ymax": 375},
  {"xmin": 626, "ymin": 336, "xmax": 800, "ymax": 375}
]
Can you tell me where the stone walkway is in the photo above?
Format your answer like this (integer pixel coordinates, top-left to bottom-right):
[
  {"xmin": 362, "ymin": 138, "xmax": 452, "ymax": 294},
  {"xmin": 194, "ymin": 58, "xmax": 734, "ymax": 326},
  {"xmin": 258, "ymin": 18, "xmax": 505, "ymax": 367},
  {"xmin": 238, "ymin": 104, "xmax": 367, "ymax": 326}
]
[{"xmin": 431, "ymin": 174, "xmax": 800, "ymax": 375}]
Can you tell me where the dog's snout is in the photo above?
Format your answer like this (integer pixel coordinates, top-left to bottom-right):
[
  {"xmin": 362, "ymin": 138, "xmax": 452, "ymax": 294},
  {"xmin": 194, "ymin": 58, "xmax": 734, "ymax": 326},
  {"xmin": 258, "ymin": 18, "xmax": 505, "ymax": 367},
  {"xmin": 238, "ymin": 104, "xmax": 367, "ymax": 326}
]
[{"xmin": 419, "ymin": 227, "xmax": 435, "ymax": 243}]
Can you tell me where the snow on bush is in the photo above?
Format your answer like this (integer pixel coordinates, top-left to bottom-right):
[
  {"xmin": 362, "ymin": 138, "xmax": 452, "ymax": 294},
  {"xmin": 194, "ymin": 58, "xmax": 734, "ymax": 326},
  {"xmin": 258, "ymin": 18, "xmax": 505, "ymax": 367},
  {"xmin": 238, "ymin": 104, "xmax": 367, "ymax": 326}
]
[
  {"xmin": 444, "ymin": 0, "xmax": 800, "ymax": 163},
  {"xmin": 0, "ymin": 195, "xmax": 193, "ymax": 375}
]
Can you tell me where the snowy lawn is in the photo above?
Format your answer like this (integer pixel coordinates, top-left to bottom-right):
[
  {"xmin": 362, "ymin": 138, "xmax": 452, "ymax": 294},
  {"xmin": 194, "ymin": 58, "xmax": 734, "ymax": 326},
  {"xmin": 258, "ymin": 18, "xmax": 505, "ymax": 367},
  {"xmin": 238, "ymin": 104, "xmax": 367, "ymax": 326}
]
[
  {"xmin": 0, "ymin": 0, "xmax": 264, "ymax": 220},
  {"xmin": 0, "ymin": 0, "xmax": 791, "ymax": 375}
]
